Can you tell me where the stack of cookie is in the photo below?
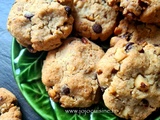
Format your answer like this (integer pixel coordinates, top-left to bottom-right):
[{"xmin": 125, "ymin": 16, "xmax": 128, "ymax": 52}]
[{"xmin": 7, "ymin": 0, "xmax": 160, "ymax": 119}]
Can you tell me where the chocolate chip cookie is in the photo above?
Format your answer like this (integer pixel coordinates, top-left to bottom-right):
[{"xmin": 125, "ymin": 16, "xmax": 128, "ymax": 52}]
[
  {"xmin": 111, "ymin": 19, "xmax": 160, "ymax": 46},
  {"xmin": 107, "ymin": 0, "xmax": 160, "ymax": 24},
  {"xmin": 96, "ymin": 38, "xmax": 160, "ymax": 120},
  {"xmin": 0, "ymin": 88, "xmax": 21, "ymax": 120},
  {"xmin": 42, "ymin": 37, "xmax": 104, "ymax": 108},
  {"xmin": 7, "ymin": 0, "xmax": 74, "ymax": 52},
  {"xmin": 72, "ymin": 0, "xmax": 118, "ymax": 41}
]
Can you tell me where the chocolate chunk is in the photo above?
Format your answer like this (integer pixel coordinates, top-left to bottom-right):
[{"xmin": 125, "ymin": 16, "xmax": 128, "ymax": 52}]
[
  {"xmin": 65, "ymin": 6, "xmax": 71, "ymax": 16},
  {"xmin": 23, "ymin": 11, "xmax": 34, "ymax": 20},
  {"xmin": 61, "ymin": 85, "xmax": 70, "ymax": 95},
  {"xmin": 125, "ymin": 42, "xmax": 134, "ymax": 52},
  {"xmin": 92, "ymin": 23, "xmax": 102, "ymax": 33}
]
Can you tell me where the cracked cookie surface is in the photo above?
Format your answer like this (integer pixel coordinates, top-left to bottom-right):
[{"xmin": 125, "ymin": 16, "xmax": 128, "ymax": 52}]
[
  {"xmin": 42, "ymin": 37, "xmax": 104, "ymax": 108},
  {"xmin": 0, "ymin": 88, "xmax": 21, "ymax": 120},
  {"xmin": 72, "ymin": 0, "xmax": 118, "ymax": 41},
  {"xmin": 96, "ymin": 38, "xmax": 160, "ymax": 120},
  {"xmin": 7, "ymin": 0, "xmax": 74, "ymax": 52}
]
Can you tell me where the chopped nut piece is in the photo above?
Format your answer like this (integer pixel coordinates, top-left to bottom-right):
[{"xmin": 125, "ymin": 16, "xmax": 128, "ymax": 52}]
[
  {"xmin": 122, "ymin": 106, "xmax": 130, "ymax": 118},
  {"xmin": 114, "ymin": 48, "xmax": 127, "ymax": 62},
  {"xmin": 135, "ymin": 74, "xmax": 149, "ymax": 91}
]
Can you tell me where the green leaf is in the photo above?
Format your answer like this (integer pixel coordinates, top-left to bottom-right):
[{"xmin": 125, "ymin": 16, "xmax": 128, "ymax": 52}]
[{"xmin": 12, "ymin": 38, "xmax": 56, "ymax": 120}]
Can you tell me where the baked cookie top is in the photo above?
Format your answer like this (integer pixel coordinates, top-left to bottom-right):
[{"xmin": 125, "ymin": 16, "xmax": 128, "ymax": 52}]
[
  {"xmin": 0, "ymin": 88, "xmax": 21, "ymax": 120},
  {"xmin": 96, "ymin": 38, "xmax": 160, "ymax": 119},
  {"xmin": 111, "ymin": 19, "xmax": 160, "ymax": 46},
  {"xmin": 72, "ymin": 0, "xmax": 118, "ymax": 41},
  {"xmin": 7, "ymin": 0, "xmax": 74, "ymax": 52},
  {"xmin": 42, "ymin": 37, "xmax": 104, "ymax": 108},
  {"xmin": 107, "ymin": 0, "xmax": 160, "ymax": 23}
]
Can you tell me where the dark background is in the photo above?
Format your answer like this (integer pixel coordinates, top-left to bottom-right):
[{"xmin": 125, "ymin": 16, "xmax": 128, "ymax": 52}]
[{"xmin": 0, "ymin": 1, "xmax": 43, "ymax": 120}]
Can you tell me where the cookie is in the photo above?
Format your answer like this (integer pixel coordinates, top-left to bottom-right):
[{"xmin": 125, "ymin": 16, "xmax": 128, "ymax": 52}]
[
  {"xmin": 72, "ymin": 0, "xmax": 118, "ymax": 41},
  {"xmin": 111, "ymin": 19, "xmax": 160, "ymax": 46},
  {"xmin": 0, "ymin": 88, "xmax": 21, "ymax": 120},
  {"xmin": 7, "ymin": 0, "xmax": 74, "ymax": 52},
  {"xmin": 107, "ymin": 0, "xmax": 160, "ymax": 24},
  {"xmin": 96, "ymin": 38, "xmax": 160, "ymax": 120},
  {"xmin": 42, "ymin": 37, "xmax": 105, "ymax": 108}
]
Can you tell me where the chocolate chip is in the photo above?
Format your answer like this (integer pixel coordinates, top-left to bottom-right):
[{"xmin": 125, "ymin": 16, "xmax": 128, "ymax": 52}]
[
  {"xmin": 111, "ymin": 68, "xmax": 118, "ymax": 74},
  {"xmin": 65, "ymin": 6, "xmax": 71, "ymax": 16},
  {"xmin": 23, "ymin": 11, "xmax": 34, "ymax": 20},
  {"xmin": 139, "ymin": 49, "xmax": 144, "ymax": 53},
  {"xmin": 92, "ymin": 23, "xmax": 102, "ymax": 34},
  {"xmin": 81, "ymin": 37, "xmax": 88, "ymax": 44},
  {"xmin": 27, "ymin": 45, "xmax": 35, "ymax": 53},
  {"xmin": 61, "ymin": 85, "xmax": 70, "ymax": 95},
  {"xmin": 154, "ymin": 44, "xmax": 160, "ymax": 47},
  {"xmin": 121, "ymin": 32, "xmax": 132, "ymax": 41},
  {"xmin": 141, "ymin": 99, "xmax": 149, "ymax": 107},
  {"xmin": 125, "ymin": 42, "xmax": 134, "ymax": 52}
]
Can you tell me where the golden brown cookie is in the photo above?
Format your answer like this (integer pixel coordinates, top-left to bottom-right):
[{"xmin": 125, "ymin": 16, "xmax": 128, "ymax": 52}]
[
  {"xmin": 7, "ymin": 0, "xmax": 74, "ymax": 52},
  {"xmin": 42, "ymin": 37, "xmax": 105, "ymax": 108},
  {"xmin": 96, "ymin": 38, "xmax": 160, "ymax": 120},
  {"xmin": 72, "ymin": 0, "xmax": 118, "ymax": 41},
  {"xmin": 0, "ymin": 88, "xmax": 21, "ymax": 120}
]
